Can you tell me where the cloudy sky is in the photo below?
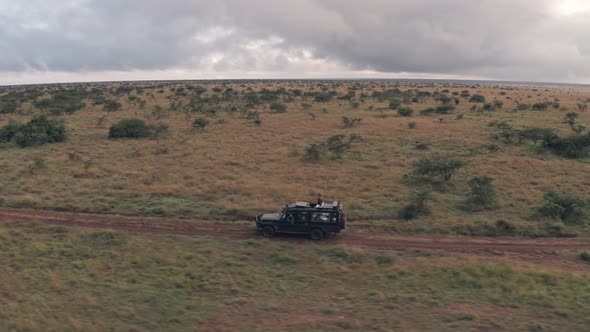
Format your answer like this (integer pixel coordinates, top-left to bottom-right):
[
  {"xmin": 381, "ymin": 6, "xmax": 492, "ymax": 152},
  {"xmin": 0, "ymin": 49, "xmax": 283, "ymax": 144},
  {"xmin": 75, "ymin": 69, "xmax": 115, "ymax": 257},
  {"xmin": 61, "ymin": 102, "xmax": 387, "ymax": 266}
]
[{"xmin": 1, "ymin": 0, "xmax": 589, "ymax": 85}]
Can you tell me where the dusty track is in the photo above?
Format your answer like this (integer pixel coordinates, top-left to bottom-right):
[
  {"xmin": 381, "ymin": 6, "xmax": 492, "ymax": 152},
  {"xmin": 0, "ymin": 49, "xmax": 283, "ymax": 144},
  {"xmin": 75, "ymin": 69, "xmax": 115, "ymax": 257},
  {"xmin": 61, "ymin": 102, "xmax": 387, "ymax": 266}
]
[{"xmin": 1, "ymin": 208, "xmax": 589, "ymax": 253}]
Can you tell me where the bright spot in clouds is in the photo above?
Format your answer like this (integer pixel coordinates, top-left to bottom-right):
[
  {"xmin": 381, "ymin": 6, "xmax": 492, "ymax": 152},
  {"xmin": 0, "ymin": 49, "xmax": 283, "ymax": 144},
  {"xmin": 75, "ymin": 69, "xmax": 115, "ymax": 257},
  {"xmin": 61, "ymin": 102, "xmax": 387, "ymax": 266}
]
[{"xmin": 556, "ymin": 0, "xmax": 590, "ymax": 15}]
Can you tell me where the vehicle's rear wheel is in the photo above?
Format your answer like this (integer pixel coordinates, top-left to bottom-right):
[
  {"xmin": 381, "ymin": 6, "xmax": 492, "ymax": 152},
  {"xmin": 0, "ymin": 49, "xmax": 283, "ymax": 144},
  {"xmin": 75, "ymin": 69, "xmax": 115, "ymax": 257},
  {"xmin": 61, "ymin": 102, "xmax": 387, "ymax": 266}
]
[
  {"xmin": 310, "ymin": 228, "xmax": 324, "ymax": 241},
  {"xmin": 262, "ymin": 226, "xmax": 275, "ymax": 238}
]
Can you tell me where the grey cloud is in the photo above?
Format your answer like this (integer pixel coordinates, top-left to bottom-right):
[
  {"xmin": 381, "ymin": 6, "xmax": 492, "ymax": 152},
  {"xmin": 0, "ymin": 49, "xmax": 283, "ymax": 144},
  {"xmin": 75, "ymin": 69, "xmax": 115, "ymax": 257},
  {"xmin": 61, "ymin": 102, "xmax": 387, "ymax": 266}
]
[{"xmin": 0, "ymin": 0, "xmax": 589, "ymax": 82}]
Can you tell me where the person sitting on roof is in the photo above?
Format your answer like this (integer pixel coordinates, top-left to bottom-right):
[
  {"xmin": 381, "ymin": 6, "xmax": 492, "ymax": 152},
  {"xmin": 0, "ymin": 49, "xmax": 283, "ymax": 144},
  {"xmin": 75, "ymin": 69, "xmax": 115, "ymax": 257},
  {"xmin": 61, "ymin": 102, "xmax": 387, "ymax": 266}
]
[{"xmin": 316, "ymin": 193, "xmax": 325, "ymax": 208}]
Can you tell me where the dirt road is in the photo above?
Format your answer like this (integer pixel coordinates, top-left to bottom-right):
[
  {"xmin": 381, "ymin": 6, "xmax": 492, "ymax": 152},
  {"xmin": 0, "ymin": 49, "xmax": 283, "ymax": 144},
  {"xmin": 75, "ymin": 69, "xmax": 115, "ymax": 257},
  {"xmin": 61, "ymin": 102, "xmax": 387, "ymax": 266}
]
[{"xmin": 1, "ymin": 208, "xmax": 589, "ymax": 253}]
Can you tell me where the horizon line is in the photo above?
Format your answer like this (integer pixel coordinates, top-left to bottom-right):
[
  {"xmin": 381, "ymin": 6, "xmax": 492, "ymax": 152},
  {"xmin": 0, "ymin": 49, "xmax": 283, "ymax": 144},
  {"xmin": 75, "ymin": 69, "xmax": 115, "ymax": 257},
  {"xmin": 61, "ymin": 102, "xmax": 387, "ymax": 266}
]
[{"xmin": 1, "ymin": 77, "xmax": 589, "ymax": 88}]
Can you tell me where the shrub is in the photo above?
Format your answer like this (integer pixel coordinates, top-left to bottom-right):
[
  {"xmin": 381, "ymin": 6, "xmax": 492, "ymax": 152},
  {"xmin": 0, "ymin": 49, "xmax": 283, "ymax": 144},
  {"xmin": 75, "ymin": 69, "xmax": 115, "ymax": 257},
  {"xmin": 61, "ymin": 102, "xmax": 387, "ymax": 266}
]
[
  {"xmin": 388, "ymin": 99, "xmax": 401, "ymax": 110},
  {"xmin": 539, "ymin": 191, "xmax": 588, "ymax": 224},
  {"xmin": 301, "ymin": 103, "xmax": 312, "ymax": 110},
  {"xmin": 436, "ymin": 93, "xmax": 452, "ymax": 104},
  {"xmin": 26, "ymin": 157, "xmax": 47, "ymax": 174},
  {"xmin": 151, "ymin": 123, "xmax": 169, "ymax": 139},
  {"xmin": 34, "ymin": 92, "xmax": 85, "ymax": 115},
  {"xmin": 462, "ymin": 176, "xmax": 496, "ymax": 212},
  {"xmin": 0, "ymin": 120, "xmax": 21, "ymax": 143},
  {"xmin": 109, "ymin": 119, "xmax": 152, "ymax": 139},
  {"xmin": 341, "ymin": 116, "xmax": 362, "ymax": 128},
  {"xmin": 580, "ymin": 252, "xmax": 590, "ymax": 262},
  {"xmin": 398, "ymin": 107, "xmax": 413, "ymax": 117},
  {"xmin": 303, "ymin": 143, "xmax": 323, "ymax": 162},
  {"xmin": 413, "ymin": 157, "xmax": 466, "ymax": 181},
  {"xmin": 469, "ymin": 94, "xmax": 486, "ymax": 103},
  {"xmin": 516, "ymin": 127, "xmax": 558, "ymax": 145},
  {"xmin": 532, "ymin": 102, "xmax": 550, "ymax": 111},
  {"xmin": 192, "ymin": 117, "xmax": 210, "ymax": 131},
  {"xmin": 103, "ymin": 100, "xmax": 122, "ymax": 112},
  {"xmin": 303, "ymin": 134, "xmax": 362, "ymax": 161},
  {"xmin": 420, "ymin": 107, "xmax": 436, "ymax": 115},
  {"xmin": 563, "ymin": 112, "xmax": 586, "ymax": 134},
  {"xmin": 546, "ymin": 134, "xmax": 590, "ymax": 158},
  {"xmin": 0, "ymin": 99, "xmax": 17, "ymax": 114},
  {"xmin": 517, "ymin": 103, "xmax": 530, "ymax": 111},
  {"xmin": 494, "ymin": 220, "xmax": 517, "ymax": 236},
  {"xmin": 269, "ymin": 102, "xmax": 287, "ymax": 113},
  {"xmin": 10, "ymin": 115, "xmax": 67, "ymax": 147},
  {"xmin": 326, "ymin": 134, "xmax": 362, "ymax": 158},
  {"xmin": 398, "ymin": 189, "xmax": 433, "ymax": 220},
  {"xmin": 435, "ymin": 104, "xmax": 455, "ymax": 114}
]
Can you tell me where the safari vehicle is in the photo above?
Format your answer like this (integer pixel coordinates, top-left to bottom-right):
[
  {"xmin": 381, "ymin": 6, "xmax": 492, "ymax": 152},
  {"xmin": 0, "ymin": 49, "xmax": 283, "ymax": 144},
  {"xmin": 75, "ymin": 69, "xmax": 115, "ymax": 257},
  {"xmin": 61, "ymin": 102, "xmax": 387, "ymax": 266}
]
[{"xmin": 255, "ymin": 201, "xmax": 346, "ymax": 240}]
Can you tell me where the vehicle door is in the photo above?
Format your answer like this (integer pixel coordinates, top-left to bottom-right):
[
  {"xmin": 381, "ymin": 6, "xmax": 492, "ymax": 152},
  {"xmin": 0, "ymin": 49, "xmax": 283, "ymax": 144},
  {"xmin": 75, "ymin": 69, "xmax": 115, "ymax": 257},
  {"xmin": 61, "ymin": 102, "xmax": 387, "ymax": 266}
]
[
  {"xmin": 277, "ymin": 209, "xmax": 299, "ymax": 233},
  {"xmin": 294, "ymin": 210, "xmax": 311, "ymax": 233}
]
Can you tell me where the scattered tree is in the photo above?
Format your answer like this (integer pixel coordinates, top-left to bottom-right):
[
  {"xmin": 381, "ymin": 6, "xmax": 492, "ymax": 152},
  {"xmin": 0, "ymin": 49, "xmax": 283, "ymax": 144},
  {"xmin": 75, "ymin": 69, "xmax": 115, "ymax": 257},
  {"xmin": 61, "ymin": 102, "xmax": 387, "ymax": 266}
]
[
  {"xmin": 413, "ymin": 157, "xmax": 466, "ymax": 181},
  {"xmin": 469, "ymin": 94, "xmax": 486, "ymax": 103},
  {"xmin": 462, "ymin": 176, "xmax": 497, "ymax": 212},
  {"xmin": 539, "ymin": 191, "xmax": 588, "ymax": 224}
]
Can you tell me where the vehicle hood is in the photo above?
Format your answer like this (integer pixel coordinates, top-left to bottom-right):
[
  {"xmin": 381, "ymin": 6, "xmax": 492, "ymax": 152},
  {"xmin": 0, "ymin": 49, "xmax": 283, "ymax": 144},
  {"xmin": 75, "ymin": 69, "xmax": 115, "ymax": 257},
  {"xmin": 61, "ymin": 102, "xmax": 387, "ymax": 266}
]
[{"xmin": 259, "ymin": 213, "xmax": 281, "ymax": 221}]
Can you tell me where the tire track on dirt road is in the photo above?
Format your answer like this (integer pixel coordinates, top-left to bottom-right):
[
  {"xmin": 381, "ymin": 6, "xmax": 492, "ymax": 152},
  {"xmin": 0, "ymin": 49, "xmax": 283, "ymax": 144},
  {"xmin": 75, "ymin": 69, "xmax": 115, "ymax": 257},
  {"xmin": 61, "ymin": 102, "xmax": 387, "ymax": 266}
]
[{"xmin": 1, "ymin": 208, "xmax": 589, "ymax": 253}]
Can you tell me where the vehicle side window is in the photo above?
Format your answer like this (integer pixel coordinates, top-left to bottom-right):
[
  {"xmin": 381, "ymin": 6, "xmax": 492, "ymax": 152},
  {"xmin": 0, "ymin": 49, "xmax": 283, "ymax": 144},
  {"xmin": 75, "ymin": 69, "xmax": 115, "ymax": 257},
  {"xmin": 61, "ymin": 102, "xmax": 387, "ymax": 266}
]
[
  {"xmin": 312, "ymin": 212, "xmax": 332, "ymax": 223},
  {"xmin": 284, "ymin": 211, "xmax": 295, "ymax": 223},
  {"xmin": 298, "ymin": 211, "xmax": 310, "ymax": 223}
]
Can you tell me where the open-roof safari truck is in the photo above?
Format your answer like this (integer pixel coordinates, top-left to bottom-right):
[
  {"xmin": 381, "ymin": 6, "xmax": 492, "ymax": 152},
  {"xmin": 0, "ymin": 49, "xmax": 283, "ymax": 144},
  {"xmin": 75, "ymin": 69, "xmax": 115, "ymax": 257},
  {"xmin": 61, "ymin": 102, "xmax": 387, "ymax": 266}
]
[{"xmin": 255, "ymin": 201, "xmax": 346, "ymax": 240}]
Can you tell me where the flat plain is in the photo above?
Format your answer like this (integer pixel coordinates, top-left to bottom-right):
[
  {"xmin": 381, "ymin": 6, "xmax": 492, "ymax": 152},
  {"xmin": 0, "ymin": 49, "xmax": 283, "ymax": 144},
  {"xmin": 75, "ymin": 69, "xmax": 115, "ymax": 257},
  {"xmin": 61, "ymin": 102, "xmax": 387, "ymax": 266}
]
[{"xmin": 1, "ymin": 80, "xmax": 589, "ymax": 331}]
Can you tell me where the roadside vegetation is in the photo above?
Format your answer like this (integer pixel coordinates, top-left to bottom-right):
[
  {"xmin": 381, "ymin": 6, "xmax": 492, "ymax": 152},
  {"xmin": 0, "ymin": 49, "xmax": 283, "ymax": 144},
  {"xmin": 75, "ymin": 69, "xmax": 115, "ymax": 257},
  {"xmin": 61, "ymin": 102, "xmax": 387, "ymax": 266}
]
[
  {"xmin": 0, "ymin": 80, "xmax": 589, "ymax": 236},
  {"xmin": 1, "ymin": 222, "xmax": 589, "ymax": 331}
]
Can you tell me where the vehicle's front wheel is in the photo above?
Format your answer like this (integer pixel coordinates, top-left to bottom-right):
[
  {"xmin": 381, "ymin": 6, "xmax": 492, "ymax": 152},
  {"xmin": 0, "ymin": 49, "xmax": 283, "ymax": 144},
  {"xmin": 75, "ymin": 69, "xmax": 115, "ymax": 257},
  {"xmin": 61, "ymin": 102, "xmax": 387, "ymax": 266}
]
[
  {"xmin": 310, "ymin": 228, "xmax": 324, "ymax": 241},
  {"xmin": 262, "ymin": 226, "xmax": 275, "ymax": 238}
]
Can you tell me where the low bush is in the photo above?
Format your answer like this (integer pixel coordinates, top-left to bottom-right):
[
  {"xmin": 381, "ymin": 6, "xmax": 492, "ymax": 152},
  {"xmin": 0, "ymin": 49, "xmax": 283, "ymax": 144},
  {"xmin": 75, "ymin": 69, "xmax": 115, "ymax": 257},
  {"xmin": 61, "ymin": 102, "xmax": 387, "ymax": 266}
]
[
  {"xmin": 269, "ymin": 102, "xmax": 287, "ymax": 113},
  {"xmin": 469, "ymin": 94, "xmax": 486, "ymax": 103},
  {"xmin": 303, "ymin": 143, "xmax": 322, "ymax": 162},
  {"xmin": 326, "ymin": 134, "xmax": 362, "ymax": 158},
  {"xmin": 0, "ymin": 115, "xmax": 67, "ymax": 147},
  {"xmin": 34, "ymin": 92, "xmax": 85, "ymax": 115},
  {"xmin": 388, "ymin": 99, "xmax": 402, "ymax": 110},
  {"xmin": 546, "ymin": 134, "xmax": 590, "ymax": 158},
  {"xmin": 420, "ymin": 107, "xmax": 436, "ymax": 115},
  {"xmin": 539, "ymin": 191, "xmax": 588, "ymax": 224},
  {"xmin": 303, "ymin": 134, "xmax": 362, "ymax": 162},
  {"xmin": 192, "ymin": 117, "xmax": 210, "ymax": 131},
  {"xmin": 109, "ymin": 119, "xmax": 153, "ymax": 139},
  {"xmin": 516, "ymin": 127, "xmax": 558, "ymax": 145},
  {"xmin": 413, "ymin": 157, "xmax": 467, "ymax": 182},
  {"xmin": 517, "ymin": 103, "xmax": 530, "ymax": 111},
  {"xmin": 0, "ymin": 120, "xmax": 21, "ymax": 143},
  {"xmin": 398, "ymin": 107, "xmax": 414, "ymax": 117},
  {"xmin": 0, "ymin": 98, "xmax": 17, "ymax": 114},
  {"xmin": 341, "ymin": 116, "xmax": 362, "ymax": 128},
  {"xmin": 398, "ymin": 190, "xmax": 433, "ymax": 220},
  {"xmin": 103, "ymin": 100, "xmax": 122, "ymax": 112},
  {"xmin": 532, "ymin": 102, "xmax": 550, "ymax": 111},
  {"xmin": 435, "ymin": 104, "xmax": 455, "ymax": 114},
  {"xmin": 462, "ymin": 176, "xmax": 496, "ymax": 212}
]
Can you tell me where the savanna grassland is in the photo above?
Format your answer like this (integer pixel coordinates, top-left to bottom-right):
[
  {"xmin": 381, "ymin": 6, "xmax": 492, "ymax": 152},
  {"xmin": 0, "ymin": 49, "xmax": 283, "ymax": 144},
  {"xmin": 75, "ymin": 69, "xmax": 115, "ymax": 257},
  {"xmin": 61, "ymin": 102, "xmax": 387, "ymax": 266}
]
[
  {"xmin": 1, "ymin": 80, "xmax": 589, "ymax": 236},
  {"xmin": 2, "ymin": 80, "xmax": 590, "ymax": 332},
  {"xmin": 1, "ymin": 222, "xmax": 589, "ymax": 331}
]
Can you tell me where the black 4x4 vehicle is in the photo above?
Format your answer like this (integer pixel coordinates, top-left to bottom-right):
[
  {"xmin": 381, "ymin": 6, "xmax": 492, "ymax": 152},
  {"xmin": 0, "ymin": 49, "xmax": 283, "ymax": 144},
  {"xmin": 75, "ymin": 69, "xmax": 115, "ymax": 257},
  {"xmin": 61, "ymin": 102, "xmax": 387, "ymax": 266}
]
[{"xmin": 255, "ymin": 201, "xmax": 346, "ymax": 240}]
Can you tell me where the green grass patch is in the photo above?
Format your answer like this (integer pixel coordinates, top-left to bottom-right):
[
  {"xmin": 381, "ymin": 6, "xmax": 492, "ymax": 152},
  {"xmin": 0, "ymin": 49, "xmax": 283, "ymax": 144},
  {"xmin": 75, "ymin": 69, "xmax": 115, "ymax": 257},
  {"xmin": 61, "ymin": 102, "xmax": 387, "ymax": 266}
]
[{"xmin": 1, "ymin": 222, "xmax": 589, "ymax": 331}]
